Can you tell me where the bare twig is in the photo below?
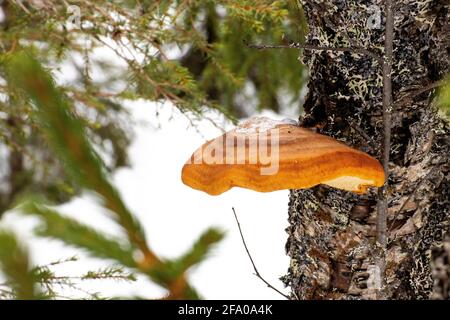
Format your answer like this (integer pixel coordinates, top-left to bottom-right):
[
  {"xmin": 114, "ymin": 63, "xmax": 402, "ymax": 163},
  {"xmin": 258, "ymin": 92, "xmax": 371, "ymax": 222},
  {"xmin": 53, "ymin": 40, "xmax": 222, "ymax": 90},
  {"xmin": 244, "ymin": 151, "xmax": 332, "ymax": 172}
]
[
  {"xmin": 244, "ymin": 40, "xmax": 383, "ymax": 64},
  {"xmin": 231, "ymin": 207, "xmax": 289, "ymax": 299},
  {"xmin": 377, "ymin": 0, "xmax": 394, "ymax": 247},
  {"xmin": 376, "ymin": 0, "xmax": 394, "ymax": 300}
]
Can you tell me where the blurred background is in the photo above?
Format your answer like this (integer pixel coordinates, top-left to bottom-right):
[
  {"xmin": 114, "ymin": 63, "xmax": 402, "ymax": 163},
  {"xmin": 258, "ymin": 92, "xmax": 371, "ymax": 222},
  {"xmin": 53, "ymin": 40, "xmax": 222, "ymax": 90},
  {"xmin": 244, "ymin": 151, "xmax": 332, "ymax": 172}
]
[{"xmin": 0, "ymin": 0, "xmax": 310, "ymax": 299}]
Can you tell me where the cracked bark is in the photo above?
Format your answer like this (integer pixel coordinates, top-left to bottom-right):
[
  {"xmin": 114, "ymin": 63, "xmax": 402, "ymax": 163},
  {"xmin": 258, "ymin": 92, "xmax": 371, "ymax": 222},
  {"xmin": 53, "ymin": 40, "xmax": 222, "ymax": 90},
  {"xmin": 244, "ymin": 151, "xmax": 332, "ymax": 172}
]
[{"xmin": 283, "ymin": 0, "xmax": 449, "ymax": 299}]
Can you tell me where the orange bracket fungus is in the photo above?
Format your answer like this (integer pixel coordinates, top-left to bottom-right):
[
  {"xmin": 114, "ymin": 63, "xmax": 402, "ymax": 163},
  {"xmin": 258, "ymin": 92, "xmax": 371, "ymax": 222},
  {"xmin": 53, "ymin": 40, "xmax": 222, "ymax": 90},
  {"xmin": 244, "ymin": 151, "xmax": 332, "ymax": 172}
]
[{"xmin": 181, "ymin": 117, "xmax": 385, "ymax": 195}]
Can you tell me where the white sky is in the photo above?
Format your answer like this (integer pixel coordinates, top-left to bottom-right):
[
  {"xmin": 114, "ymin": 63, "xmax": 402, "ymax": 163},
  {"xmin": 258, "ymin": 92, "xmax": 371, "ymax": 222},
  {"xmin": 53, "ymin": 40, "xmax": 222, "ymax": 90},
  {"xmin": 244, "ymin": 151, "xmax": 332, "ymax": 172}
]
[
  {"xmin": 1, "ymin": 101, "xmax": 291, "ymax": 300},
  {"xmin": 0, "ymin": 29, "xmax": 302, "ymax": 299}
]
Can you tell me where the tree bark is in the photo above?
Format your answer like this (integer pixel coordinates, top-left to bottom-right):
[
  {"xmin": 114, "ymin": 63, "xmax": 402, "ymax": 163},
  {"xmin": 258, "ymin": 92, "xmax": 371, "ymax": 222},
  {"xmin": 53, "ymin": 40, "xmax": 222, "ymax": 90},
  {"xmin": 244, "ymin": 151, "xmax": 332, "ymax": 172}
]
[{"xmin": 283, "ymin": 0, "xmax": 449, "ymax": 299}]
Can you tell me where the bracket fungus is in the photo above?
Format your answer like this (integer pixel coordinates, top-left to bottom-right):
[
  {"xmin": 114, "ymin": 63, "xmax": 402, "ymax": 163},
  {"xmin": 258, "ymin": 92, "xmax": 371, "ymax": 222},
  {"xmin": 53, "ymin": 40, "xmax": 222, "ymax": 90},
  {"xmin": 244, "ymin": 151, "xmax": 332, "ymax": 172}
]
[{"xmin": 181, "ymin": 117, "xmax": 385, "ymax": 195}]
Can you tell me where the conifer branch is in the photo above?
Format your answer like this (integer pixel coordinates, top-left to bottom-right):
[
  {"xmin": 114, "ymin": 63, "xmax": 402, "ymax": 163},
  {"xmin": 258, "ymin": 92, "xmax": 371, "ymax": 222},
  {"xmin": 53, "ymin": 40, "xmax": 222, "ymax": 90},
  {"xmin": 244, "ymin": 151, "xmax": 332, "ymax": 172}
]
[
  {"xmin": 0, "ymin": 231, "xmax": 41, "ymax": 299},
  {"xmin": 4, "ymin": 51, "xmax": 221, "ymax": 299}
]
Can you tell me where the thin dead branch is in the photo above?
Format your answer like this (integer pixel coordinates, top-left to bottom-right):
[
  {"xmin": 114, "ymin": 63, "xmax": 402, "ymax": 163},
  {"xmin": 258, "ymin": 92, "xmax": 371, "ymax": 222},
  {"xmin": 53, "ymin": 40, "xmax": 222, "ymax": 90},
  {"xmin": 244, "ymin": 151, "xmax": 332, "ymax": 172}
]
[
  {"xmin": 376, "ymin": 0, "xmax": 394, "ymax": 300},
  {"xmin": 231, "ymin": 207, "xmax": 289, "ymax": 300},
  {"xmin": 244, "ymin": 40, "xmax": 383, "ymax": 64}
]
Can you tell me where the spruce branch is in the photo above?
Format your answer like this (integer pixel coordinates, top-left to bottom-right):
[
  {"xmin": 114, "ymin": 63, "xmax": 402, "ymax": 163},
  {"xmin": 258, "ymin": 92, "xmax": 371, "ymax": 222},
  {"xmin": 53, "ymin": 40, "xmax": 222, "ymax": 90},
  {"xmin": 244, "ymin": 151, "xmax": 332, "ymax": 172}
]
[
  {"xmin": 5, "ymin": 52, "xmax": 151, "ymax": 263},
  {"xmin": 22, "ymin": 203, "xmax": 137, "ymax": 268},
  {"xmin": 172, "ymin": 228, "xmax": 225, "ymax": 275},
  {"xmin": 30, "ymin": 260, "xmax": 135, "ymax": 299},
  {"xmin": 149, "ymin": 227, "xmax": 224, "ymax": 298},
  {"xmin": 0, "ymin": 230, "xmax": 41, "ymax": 299},
  {"xmin": 4, "ymin": 51, "xmax": 221, "ymax": 299}
]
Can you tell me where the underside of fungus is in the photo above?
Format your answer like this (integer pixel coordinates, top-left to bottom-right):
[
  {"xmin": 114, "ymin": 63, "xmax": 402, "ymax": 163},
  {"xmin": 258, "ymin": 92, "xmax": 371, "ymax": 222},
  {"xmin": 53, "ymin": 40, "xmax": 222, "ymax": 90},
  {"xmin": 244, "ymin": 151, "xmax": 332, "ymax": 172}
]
[{"xmin": 181, "ymin": 117, "xmax": 385, "ymax": 195}]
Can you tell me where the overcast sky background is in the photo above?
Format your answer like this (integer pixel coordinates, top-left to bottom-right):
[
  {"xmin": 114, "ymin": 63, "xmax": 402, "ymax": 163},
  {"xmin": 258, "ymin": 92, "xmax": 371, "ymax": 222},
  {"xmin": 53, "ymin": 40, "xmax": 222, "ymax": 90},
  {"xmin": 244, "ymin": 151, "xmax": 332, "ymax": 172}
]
[
  {"xmin": 0, "ymin": 30, "xmax": 304, "ymax": 299},
  {"xmin": 2, "ymin": 100, "xmax": 292, "ymax": 299}
]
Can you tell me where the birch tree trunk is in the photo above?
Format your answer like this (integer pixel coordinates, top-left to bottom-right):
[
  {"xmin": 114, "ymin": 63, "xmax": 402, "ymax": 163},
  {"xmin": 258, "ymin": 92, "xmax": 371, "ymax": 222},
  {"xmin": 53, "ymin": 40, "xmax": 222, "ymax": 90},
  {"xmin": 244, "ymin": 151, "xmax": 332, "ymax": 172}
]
[{"xmin": 283, "ymin": 0, "xmax": 449, "ymax": 299}]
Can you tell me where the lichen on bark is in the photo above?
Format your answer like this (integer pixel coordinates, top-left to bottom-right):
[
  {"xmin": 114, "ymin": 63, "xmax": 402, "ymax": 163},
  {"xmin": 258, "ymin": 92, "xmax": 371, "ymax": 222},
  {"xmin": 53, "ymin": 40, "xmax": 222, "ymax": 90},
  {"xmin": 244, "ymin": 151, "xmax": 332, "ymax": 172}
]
[{"xmin": 283, "ymin": 0, "xmax": 450, "ymax": 299}]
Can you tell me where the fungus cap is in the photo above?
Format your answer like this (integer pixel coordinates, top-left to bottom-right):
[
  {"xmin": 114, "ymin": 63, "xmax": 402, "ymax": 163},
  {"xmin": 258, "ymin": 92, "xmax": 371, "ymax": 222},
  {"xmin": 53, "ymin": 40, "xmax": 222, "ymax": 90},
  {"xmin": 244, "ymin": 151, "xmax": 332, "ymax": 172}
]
[{"xmin": 181, "ymin": 117, "xmax": 385, "ymax": 195}]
